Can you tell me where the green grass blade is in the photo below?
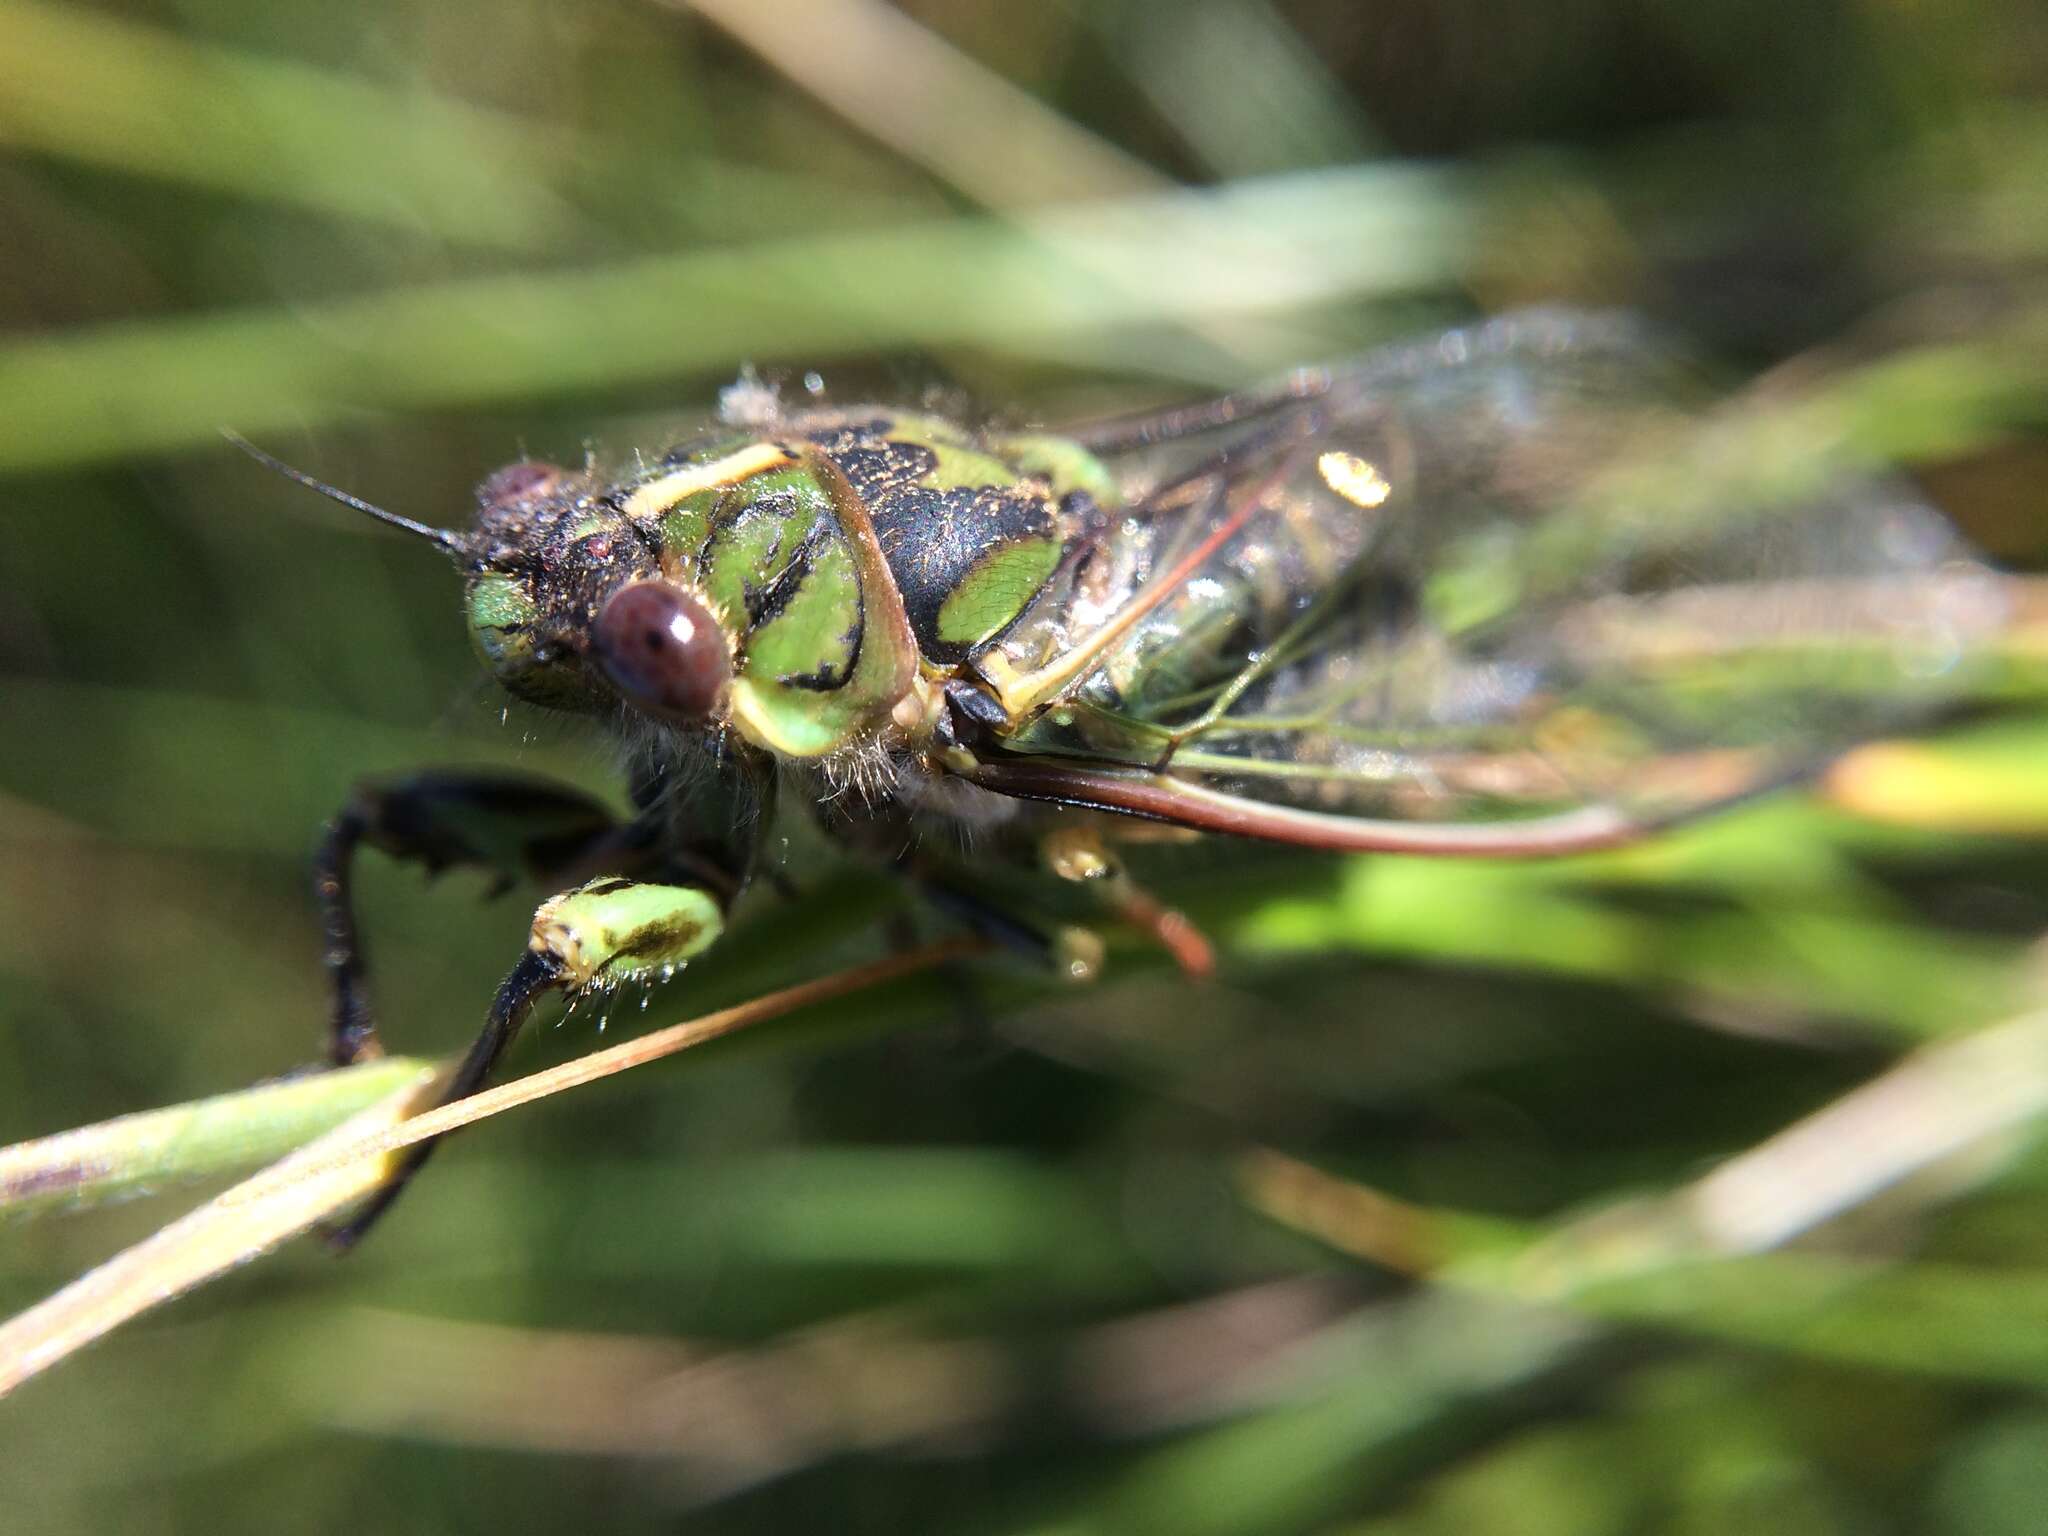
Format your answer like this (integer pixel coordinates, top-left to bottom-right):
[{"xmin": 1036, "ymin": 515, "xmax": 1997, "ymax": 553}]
[
  {"xmin": 0, "ymin": 1057, "xmax": 434, "ymax": 1218},
  {"xmin": 0, "ymin": 163, "xmax": 1469, "ymax": 472},
  {"xmin": 0, "ymin": 0, "xmax": 575, "ymax": 249}
]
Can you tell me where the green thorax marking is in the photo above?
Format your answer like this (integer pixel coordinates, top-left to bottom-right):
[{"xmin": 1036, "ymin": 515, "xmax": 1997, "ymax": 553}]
[
  {"xmin": 794, "ymin": 410, "xmax": 1117, "ymax": 665},
  {"xmin": 615, "ymin": 441, "xmax": 913, "ymax": 758},
  {"xmin": 598, "ymin": 409, "xmax": 1117, "ymax": 757}
]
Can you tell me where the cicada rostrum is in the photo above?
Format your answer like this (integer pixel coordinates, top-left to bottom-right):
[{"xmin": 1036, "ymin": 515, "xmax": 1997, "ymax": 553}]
[{"xmin": 238, "ymin": 309, "xmax": 2003, "ymax": 1241}]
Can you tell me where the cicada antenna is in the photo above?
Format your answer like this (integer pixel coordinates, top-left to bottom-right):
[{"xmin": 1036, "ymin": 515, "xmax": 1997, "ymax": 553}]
[{"xmin": 223, "ymin": 431, "xmax": 474, "ymax": 558}]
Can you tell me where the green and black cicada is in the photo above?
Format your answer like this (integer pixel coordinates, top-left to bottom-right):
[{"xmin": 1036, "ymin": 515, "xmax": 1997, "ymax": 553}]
[{"xmin": 240, "ymin": 309, "xmax": 2004, "ymax": 1241}]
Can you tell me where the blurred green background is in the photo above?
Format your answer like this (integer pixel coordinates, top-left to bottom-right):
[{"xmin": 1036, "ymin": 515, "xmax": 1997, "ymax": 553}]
[{"xmin": 3, "ymin": 0, "xmax": 2048, "ymax": 1531}]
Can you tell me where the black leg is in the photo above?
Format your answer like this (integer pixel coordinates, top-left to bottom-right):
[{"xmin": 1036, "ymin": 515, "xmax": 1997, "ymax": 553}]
[
  {"xmin": 325, "ymin": 948, "xmax": 565, "ymax": 1251},
  {"xmin": 312, "ymin": 772, "xmax": 620, "ymax": 1066},
  {"xmin": 325, "ymin": 862, "xmax": 734, "ymax": 1246},
  {"xmin": 313, "ymin": 755, "xmax": 771, "ymax": 1247},
  {"xmin": 908, "ymin": 865, "xmax": 1059, "ymax": 966},
  {"xmin": 315, "ymin": 801, "xmax": 377, "ymax": 1067}
]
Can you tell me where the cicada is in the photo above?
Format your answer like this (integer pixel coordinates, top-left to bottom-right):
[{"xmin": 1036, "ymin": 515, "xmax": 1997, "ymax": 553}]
[{"xmin": 239, "ymin": 309, "xmax": 2002, "ymax": 1241}]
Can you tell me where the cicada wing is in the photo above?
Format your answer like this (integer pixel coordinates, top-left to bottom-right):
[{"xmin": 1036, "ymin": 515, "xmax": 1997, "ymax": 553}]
[{"xmin": 976, "ymin": 312, "xmax": 2004, "ymax": 847}]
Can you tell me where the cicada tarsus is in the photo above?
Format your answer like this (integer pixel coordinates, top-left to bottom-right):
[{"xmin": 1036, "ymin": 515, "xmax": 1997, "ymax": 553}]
[{"xmin": 237, "ymin": 309, "xmax": 2005, "ymax": 1242}]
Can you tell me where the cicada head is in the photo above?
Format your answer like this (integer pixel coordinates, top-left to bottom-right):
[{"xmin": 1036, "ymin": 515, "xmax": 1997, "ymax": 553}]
[
  {"xmin": 460, "ymin": 458, "xmax": 604, "ymax": 712},
  {"xmin": 231, "ymin": 433, "xmax": 746, "ymax": 730},
  {"xmin": 463, "ymin": 458, "xmax": 738, "ymax": 727}
]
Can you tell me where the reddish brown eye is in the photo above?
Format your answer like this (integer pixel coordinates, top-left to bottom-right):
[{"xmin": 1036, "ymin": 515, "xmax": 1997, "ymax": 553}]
[{"xmin": 593, "ymin": 581, "xmax": 731, "ymax": 723}]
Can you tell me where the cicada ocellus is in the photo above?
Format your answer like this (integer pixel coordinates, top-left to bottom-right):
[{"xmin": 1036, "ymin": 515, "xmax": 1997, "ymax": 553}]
[{"xmin": 239, "ymin": 309, "xmax": 2005, "ymax": 1240}]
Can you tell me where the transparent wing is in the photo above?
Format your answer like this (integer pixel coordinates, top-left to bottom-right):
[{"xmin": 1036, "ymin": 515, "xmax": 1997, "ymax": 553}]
[{"xmin": 969, "ymin": 311, "xmax": 2005, "ymax": 851}]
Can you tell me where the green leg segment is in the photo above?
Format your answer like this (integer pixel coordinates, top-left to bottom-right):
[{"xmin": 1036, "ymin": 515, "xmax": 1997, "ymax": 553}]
[
  {"xmin": 314, "ymin": 771, "xmax": 630, "ymax": 1066},
  {"xmin": 329, "ymin": 874, "xmax": 724, "ymax": 1248}
]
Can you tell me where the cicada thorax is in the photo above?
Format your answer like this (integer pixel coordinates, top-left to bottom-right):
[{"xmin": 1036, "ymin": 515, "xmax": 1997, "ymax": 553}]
[
  {"xmin": 795, "ymin": 412, "xmax": 1095, "ymax": 666},
  {"xmin": 574, "ymin": 409, "xmax": 1114, "ymax": 760}
]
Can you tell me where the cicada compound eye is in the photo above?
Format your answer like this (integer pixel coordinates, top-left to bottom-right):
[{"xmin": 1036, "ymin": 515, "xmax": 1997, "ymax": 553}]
[
  {"xmin": 593, "ymin": 580, "xmax": 732, "ymax": 724},
  {"xmin": 477, "ymin": 459, "xmax": 566, "ymax": 511}
]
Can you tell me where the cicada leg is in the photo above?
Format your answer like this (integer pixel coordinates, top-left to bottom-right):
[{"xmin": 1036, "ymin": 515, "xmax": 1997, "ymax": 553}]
[
  {"xmin": 315, "ymin": 772, "xmax": 630, "ymax": 1067},
  {"xmin": 809, "ymin": 789, "xmax": 1108, "ymax": 991},
  {"xmin": 1040, "ymin": 822, "xmax": 1213, "ymax": 980},
  {"xmin": 327, "ymin": 871, "xmax": 726, "ymax": 1249},
  {"xmin": 904, "ymin": 863, "xmax": 1062, "ymax": 965}
]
